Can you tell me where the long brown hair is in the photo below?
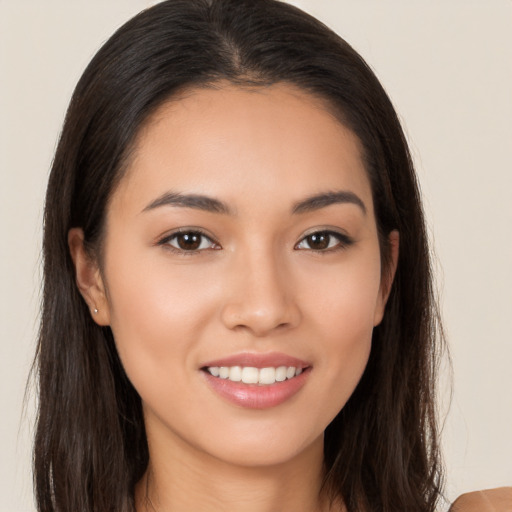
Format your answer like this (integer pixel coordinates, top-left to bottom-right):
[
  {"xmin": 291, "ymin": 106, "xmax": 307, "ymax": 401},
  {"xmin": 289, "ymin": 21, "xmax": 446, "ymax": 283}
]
[{"xmin": 34, "ymin": 1, "xmax": 445, "ymax": 510}]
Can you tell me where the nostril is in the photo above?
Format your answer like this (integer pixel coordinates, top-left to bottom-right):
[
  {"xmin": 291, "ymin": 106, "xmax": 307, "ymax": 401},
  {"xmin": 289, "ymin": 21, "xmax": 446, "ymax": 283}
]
[{"xmin": 219, "ymin": 271, "xmax": 302, "ymax": 335}]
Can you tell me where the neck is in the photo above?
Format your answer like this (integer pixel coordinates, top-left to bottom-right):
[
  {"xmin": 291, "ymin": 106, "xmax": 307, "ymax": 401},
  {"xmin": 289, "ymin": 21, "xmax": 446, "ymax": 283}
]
[{"xmin": 135, "ymin": 434, "xmax": 340, "ymax": 512}]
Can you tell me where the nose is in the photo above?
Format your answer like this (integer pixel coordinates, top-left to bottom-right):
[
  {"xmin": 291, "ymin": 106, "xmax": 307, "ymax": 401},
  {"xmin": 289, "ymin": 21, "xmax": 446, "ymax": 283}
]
[{"xmin": 220, "ymin": 249, "xmax": 301, "ymax": 337}]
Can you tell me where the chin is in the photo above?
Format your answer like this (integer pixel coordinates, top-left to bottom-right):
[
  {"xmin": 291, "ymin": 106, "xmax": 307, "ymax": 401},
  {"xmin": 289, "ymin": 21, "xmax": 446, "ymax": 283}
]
[
  {"xmin": 211, "ymin": 438, "xmax": 322, "ymax": 469},
  {"xmin": 187, "ymin": 416, "xmax": 327, "ymax": 470}
]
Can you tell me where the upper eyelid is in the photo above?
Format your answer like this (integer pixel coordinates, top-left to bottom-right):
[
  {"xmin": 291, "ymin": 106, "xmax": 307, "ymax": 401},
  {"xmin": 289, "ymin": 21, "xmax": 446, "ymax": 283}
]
[
  {"xmin": 298, "ymin": 228, "xmax": 352, "ymax": 242},
  {"xmin": 157, "ymin": 230, "xmax": 221, "ymax": 257},
  {"xmin": 158, "ymin": 227, "xmax": 218, "ymax": 244},
  {"xmin": 295, "ymin": 229, "xmax": 353, "ymax": 250},
  {"xmin": 156, "ymin": 227, "xmax": 352, "ymax": 249}
]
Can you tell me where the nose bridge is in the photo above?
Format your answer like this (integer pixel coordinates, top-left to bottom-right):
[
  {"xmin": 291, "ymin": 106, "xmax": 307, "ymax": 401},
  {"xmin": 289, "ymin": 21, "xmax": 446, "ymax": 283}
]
[{"xmin": 221, "ymin": 242, "xmax": 299, "ymax": 335}]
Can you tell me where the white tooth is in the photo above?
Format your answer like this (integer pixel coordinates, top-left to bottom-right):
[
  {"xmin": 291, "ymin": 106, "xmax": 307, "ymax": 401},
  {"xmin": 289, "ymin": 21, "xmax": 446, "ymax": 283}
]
[
  {"xmin": 286, "ymin": 366, "xmax": 296, "ymax": 379},
  {"xmin": 219, "ymin": 366, "xmax": 229, "ymax": 379},
  {"xmin": 241, "ymin": 367, "xmax": 259, "ymax": 384},
  {"xmin": 259, "ymin": 367, "xmax": 276, "ymax": 385},
  {"xmin": 228, "ymin": 366, "xmax": 242, "ymax": 382},
  {"xmin": 275, "ymin": 366, "xmax": 287, "ymax": 382},
  {"xmin": 208, "ymin": 366, "xmax": 220, "ymax": 377},
  {"xmin": 295, "ymin": 367, "xmax": 303, "ymax": 376}
]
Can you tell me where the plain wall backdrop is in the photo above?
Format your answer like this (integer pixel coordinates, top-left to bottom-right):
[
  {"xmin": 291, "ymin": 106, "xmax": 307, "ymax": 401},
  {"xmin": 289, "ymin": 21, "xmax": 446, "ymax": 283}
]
[{"xmin": 1, "ymin": 1, "xmax": 511, "ymax": 510}]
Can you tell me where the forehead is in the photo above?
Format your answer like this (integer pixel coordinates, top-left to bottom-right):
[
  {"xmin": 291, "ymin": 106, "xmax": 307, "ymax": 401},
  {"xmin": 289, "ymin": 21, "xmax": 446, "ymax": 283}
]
[{"xmin": 114, "ymin": 82, "xmax": 373, "ymax": 216}]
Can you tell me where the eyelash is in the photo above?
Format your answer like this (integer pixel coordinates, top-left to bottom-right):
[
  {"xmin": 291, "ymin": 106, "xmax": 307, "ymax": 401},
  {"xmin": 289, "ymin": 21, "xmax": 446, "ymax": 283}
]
[
  {"xmin": 294, "ymin": 230, "xmax": 354, "ymax": 253},
  {"xmin": 158, "ymin": 228, "xmax": 220, "ymax": 255},
  {"xmin": 157, "ymin": 229, "xmax": 353, "ymax": 255}
]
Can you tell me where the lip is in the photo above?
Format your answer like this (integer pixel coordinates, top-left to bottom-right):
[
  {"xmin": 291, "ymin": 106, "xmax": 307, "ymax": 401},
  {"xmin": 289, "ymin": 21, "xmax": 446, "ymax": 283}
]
[
  {"xmin": 201, "ymin": 351, "xmax": 310, "ymax": 369},
  {"xmin": 200, "ymin": 352, "xmax": 311, "ymax": 409}
]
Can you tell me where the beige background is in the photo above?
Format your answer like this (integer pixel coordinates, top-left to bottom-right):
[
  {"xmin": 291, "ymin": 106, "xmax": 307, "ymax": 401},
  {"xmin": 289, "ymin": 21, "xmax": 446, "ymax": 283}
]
[{"xmin": 1, "ymin": 1, "xmax": 511, "ymax": 510}]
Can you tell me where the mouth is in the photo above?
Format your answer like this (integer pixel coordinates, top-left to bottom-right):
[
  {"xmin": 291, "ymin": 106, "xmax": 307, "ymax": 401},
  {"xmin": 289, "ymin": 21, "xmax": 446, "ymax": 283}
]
[
  {"xmin": 200, "ymin": 353, "xmax": 311, "ymax": 409},
  {"xmin": 202, "ymin": 365, "xmax": 304, "ymax": 385}
]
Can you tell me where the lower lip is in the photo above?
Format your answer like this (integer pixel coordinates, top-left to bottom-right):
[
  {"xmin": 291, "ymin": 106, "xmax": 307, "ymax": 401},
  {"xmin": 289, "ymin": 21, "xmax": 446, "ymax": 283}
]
[{"xmin": 202, "ymin": 368, "xmax": 310, "ymax": 409}]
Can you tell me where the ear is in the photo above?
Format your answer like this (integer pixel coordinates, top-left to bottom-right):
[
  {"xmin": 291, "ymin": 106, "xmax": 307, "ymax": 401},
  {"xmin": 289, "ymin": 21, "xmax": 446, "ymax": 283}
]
[
  {"xmin": 373, "ymin": 230, "xmax": 399, "ymax": 326},
  {"xmin": 68, "ymin": 228, "xmax": 111, "ymax": 326}
]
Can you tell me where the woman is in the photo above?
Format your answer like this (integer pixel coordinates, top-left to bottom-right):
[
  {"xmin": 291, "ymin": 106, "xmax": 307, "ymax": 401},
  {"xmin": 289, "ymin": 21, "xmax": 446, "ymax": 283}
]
[{"xmin": 34, "ymin": 0, "xmax": 446, "ymax": 510}]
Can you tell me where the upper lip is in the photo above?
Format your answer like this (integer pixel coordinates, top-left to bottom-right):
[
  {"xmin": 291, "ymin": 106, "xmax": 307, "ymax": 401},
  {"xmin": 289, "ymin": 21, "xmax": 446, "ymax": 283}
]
[{"xmin": 201, "ymin": 352, "xmax": 310, "ymax": 369}]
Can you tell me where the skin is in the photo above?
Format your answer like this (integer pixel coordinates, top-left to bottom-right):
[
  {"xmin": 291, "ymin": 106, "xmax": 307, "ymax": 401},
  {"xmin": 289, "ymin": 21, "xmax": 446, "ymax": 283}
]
[{"xmin": 69, "ymin": 83, "xmax": 398, "ymax": 512}]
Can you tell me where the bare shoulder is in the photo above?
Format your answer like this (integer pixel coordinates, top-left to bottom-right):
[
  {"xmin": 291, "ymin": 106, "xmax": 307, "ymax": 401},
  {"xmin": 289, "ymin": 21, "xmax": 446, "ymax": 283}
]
[{"xmin": 449, "ymin": 487, "xmax": 512, "ymax": 511}]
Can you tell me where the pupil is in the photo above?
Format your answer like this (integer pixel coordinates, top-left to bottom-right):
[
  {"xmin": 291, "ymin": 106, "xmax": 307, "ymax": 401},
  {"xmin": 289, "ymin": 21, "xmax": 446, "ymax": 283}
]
[
  {"xmin": 308, "ymin": 233, "xmax": 329, "ymax": 250},
  {"xmin": 178, "ymin": 233, "xmax": 201, "ymax": 250}
]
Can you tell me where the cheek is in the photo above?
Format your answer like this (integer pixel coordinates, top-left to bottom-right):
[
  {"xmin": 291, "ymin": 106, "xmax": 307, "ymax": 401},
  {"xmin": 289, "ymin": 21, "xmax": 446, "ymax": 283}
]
[
  {"xmin": 303, "ymin": 247, "xmax": 382, "ymax": 337},
  {"xmin": 301, "ymin": 253, "xmax": 381, "ymax": 411},
  {"xmin": 103, "ymin": 249, "xmax": 222, "ymax": 392},
  {"xmin": 316, "ymin": 294, "xmax": 374, "ymax": 402}
]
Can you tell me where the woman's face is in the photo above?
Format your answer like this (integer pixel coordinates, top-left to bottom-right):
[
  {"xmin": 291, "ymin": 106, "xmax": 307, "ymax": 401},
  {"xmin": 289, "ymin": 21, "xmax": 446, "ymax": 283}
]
[{"xmin": 80, "ymin": 83, "xmax": 396, "ymax": 468}]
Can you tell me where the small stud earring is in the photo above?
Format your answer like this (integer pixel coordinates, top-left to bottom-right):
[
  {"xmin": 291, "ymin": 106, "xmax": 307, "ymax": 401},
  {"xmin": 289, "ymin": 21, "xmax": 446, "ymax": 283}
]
[{"xmin": 93, "ymin": 308, "xmax": 98, "ymax": 314}]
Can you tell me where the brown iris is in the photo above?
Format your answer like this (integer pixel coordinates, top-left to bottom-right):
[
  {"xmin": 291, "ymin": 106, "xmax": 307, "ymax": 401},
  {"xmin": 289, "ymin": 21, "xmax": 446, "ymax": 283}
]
[
  {"xmin": 175, "ymin": 232, "xmax": 202, "ymax": 250},
  {"xmin": 305, "ymin": 232, "xmax": 331, "ymax": 250}
]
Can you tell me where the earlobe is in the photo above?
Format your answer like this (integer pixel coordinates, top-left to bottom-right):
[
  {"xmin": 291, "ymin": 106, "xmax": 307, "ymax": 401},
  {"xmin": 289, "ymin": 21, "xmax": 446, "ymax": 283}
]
[
  {"xmin": 374, "ymin": 230, "xmax": 399, "ymax": 326},
  {"xmin": 68, "ymin": 228, "xmax": 110, "ymax": 326}
]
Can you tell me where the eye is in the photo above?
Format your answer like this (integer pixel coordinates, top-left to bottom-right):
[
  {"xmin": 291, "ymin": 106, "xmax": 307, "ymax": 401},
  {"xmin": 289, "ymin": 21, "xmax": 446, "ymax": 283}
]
[
  {"xmin": 295, "ymin": 230, "xmax": 352, "ymax": 252},
  {"xmin": 160, "ymin": 230, "xmax": 219, "ymax": 252}
]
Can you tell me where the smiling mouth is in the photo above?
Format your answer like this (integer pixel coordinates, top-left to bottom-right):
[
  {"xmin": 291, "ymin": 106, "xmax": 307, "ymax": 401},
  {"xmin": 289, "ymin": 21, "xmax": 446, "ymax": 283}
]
[{"xmin": 203, "ymin": 365, "xmax": 305, "ymax": 386}]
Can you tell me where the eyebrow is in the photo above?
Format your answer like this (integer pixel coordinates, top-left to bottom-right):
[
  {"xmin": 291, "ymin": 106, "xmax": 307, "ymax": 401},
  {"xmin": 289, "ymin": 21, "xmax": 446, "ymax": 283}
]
[
  {"xmin": 142, "ymin": 189, "xmax": 366, "ymax": 216},
  {"xmin": 292, "ymin": 190, "xmax": 367, "ymax": 215},
  {"xmin": 142, "ymin": 191, "xmax": 232, "ymax": 215}
]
